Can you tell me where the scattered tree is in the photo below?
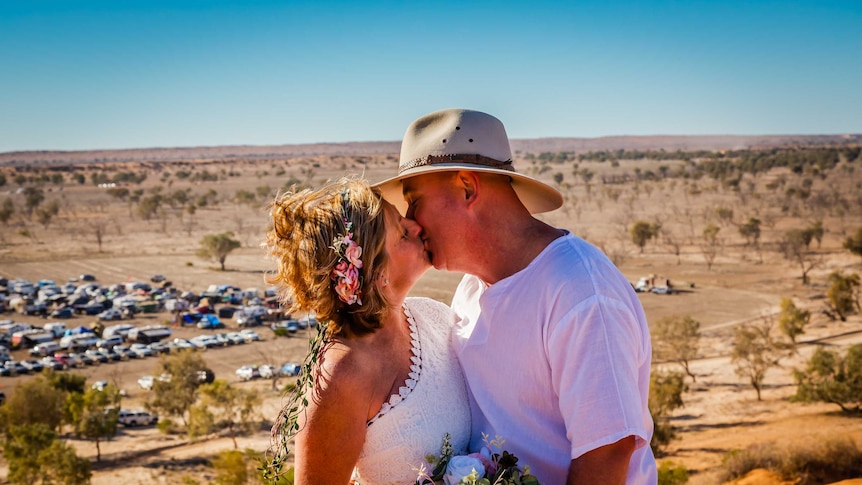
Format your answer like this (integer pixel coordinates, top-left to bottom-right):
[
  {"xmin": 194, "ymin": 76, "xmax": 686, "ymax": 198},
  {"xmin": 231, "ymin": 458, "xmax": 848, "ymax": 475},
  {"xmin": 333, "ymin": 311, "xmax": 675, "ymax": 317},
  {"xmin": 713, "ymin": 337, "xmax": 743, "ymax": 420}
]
[
  {"xmin": 843, "ymin": 227, "xmax": 862, "ymax": 261},
  {"xmin": 3, "ymin": 423, "xmax": 90, "ymax": 485},
  {"xmin": 652, "ymin": 315, "xmax": 701, "ymax": 382},
  {"xmin": 67, "ymin": 384, "xmax": 122, "ymax": 461},
  {"xmin": 824, "ymin": 271, "xmax": 861, "ymax": 321},
  {"xmin": 777, "ymin": 298, "xmax": 810, "ymax": 346},
  {"xmin": 649, "ymin": 370, "xmax": 687, "ymax": 456},
  {"xmin": 197, "ymin": 232, "xmax": 242, "ymax": 271},
  {"xmin": 779, "ymin": 228, "xmax": 823, "ymax": 284},
  {"xmin": 732, "ymin": 317, "xmax": 791, "ymax": 400},
  {"xmin": 148, "ymin": 350, "xmax": 211, "ymax": 427},
  {"xmin": 0, "ymin": 374, "xmax": 67, "ymax": 433},
  {"xmin": 793, "ymin": 344, "xmax": 862, "ymax": 413},
  {"xmin": 700, "ymin": 224, "xmax": 721, "ymax": 270},
  {"xmin": 191, "ymin": 379, "xmax": 261, "ymax": 448},
  {"xmin": 0, "ymin": 197, "xmax": 14, "ymax": 224},
  {"xmin": 23, "ymin": 186, "xmax": 45, "ymax": 217},
  {"xmin": 630, "ymin": 221, "xmax": 660, "ymax": 253}
]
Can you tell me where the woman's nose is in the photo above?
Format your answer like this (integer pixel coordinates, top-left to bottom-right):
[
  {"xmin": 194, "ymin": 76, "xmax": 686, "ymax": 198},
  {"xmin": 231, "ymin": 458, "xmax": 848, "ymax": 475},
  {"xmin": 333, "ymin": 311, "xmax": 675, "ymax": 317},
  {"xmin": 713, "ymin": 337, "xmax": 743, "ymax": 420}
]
[{"xmin": 402, "ymin": 218, "xmax": 423, "ymax": 238}]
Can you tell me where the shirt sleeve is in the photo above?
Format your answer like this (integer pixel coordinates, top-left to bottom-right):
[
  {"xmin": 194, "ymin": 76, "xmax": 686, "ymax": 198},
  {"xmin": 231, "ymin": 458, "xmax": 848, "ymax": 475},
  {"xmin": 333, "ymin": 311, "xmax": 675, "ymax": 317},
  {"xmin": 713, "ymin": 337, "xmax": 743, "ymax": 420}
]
[{"xmin": 546, "ymin": 294, "xmax": 651, "ymax": 460}]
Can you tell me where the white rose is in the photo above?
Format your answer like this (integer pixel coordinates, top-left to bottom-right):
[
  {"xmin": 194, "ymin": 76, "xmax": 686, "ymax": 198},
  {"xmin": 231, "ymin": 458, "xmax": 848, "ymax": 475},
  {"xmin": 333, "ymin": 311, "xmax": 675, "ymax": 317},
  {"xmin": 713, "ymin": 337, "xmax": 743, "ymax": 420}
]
[{"xmin": 443, "ymin": 455, "xmax": 485, "ymax": 485}]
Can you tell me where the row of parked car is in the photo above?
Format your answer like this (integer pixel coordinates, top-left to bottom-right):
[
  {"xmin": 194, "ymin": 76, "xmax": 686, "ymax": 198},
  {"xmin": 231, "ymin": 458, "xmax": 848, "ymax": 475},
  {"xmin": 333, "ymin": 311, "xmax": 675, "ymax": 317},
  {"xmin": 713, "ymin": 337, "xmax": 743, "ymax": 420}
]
[{"xmin": 235, "ymin": 362, "xmax": 301, "ymax": 381}]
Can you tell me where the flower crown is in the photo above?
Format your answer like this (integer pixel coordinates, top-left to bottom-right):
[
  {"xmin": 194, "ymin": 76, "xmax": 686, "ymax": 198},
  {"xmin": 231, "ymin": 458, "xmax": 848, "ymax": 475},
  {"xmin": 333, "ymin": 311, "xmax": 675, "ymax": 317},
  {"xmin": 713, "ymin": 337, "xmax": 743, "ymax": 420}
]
[{"xmin": 330, "ymin": 189, "xmax": 363, "ymax": 306}]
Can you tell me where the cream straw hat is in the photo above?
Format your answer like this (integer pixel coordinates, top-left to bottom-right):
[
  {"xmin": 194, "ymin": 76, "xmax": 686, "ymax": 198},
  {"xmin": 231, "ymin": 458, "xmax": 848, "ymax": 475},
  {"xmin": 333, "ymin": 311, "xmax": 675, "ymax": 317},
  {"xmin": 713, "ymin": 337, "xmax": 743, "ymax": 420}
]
[{"xmin": 374, "ymin": 108, "xmax": 563, "ymax": 215}]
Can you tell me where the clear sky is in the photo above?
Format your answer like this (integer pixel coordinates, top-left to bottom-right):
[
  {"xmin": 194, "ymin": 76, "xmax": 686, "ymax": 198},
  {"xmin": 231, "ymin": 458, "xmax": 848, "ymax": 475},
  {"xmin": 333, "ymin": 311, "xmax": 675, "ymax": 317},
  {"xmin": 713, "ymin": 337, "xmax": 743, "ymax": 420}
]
[{"xmin": 2, "ymin": 0, "xmax": 861, "ymax": 152}]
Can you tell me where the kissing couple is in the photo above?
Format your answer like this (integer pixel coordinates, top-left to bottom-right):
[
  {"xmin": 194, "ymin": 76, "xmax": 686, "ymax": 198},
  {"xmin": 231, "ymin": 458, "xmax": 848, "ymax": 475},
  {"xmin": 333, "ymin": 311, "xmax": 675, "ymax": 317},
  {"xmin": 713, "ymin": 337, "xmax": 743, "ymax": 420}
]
[{"xmin": 265, "ymin": 109, "xmax": 657, "ymax": 485}]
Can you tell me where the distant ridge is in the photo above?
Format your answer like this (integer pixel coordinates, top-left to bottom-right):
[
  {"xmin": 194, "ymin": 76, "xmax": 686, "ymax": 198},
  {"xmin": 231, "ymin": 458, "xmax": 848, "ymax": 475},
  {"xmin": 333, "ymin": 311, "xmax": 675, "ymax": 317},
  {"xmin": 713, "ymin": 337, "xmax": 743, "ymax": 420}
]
[{"xmin": 2, "ymin": 134, "xmax": 860, "ymax": 167}]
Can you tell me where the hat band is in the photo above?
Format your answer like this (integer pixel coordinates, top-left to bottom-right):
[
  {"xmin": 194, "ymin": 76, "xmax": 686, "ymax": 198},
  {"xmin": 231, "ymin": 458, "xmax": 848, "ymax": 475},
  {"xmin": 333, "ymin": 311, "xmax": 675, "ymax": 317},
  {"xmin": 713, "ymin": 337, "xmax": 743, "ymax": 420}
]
[{"xmin": 400, "ymin": 154, "xmax": 514, "ymax": 174}]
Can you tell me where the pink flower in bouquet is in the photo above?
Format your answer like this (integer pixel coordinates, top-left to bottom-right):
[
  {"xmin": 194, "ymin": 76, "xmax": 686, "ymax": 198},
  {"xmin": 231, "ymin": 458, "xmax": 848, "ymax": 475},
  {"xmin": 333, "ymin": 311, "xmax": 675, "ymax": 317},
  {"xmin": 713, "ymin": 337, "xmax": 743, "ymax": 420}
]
[{"xmin": 468, "ymin": 447, "xmax": 497, "ymax": 476}]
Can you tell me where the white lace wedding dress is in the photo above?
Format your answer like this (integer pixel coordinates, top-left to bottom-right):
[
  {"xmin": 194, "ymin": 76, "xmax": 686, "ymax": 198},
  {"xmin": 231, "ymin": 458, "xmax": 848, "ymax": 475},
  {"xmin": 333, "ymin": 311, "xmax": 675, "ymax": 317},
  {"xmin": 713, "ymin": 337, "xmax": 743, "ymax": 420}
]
[{"xmin": 352, "ymin": 297, "xmax": 471, "ymax": 485}]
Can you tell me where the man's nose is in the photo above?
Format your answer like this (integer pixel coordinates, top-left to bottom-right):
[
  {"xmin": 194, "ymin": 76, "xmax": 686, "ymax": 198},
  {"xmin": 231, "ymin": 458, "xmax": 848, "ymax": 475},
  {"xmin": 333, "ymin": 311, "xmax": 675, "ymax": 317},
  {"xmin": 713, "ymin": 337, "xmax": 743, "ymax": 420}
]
[{"xmin": 402, "ymin": 218, "xmax": 423, "ymax": 238}]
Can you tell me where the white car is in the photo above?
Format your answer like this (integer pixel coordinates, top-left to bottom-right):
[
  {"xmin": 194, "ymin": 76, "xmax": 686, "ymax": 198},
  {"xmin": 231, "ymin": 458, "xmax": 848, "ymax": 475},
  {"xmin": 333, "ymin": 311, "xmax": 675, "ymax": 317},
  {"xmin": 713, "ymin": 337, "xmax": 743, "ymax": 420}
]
[
  {"xmin": 235, "ymin": 365, "xmax": 260, "ymax": 381},
  {"xmin": 239, "ymin": 329, "xmax": 260, "ymax": 342},
  {"xmin": 137, "ymin": 375, "xmax": 154, "ymax": 390},
  {"xmin": 118, "ymin": 410, "xmax": 158, "ymax": 427},
  {"xmin": 129, "ymin": 343, "xmax": 153, "ymax": 358},
  {"xmin": 259, "ymin": 364, "xmax": 276, "ymax": 379}
]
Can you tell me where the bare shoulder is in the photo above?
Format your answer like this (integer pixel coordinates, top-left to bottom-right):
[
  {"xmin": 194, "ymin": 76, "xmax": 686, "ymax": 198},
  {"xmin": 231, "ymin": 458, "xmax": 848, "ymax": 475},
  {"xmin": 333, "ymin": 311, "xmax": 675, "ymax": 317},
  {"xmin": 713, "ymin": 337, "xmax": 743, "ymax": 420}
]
[{"xmin": 312, "ymin": 338, "xmax": 383, "ymax": 404}]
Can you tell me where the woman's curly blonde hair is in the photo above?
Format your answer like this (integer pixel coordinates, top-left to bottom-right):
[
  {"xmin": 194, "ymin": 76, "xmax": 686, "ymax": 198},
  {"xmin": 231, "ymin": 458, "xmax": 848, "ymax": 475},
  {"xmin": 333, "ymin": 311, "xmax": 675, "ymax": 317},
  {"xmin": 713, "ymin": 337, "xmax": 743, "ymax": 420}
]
[{"xmin": 264, "ymin": 177, "xmax": 390, "ymax": 336}]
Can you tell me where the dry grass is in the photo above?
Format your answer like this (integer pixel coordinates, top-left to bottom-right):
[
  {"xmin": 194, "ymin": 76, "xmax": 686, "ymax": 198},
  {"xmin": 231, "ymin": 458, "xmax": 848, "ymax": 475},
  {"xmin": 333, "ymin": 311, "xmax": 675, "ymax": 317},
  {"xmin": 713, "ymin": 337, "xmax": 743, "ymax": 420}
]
[{"xmin": 721, "ymin": 437, "xmax": 862, "ymax": 485}]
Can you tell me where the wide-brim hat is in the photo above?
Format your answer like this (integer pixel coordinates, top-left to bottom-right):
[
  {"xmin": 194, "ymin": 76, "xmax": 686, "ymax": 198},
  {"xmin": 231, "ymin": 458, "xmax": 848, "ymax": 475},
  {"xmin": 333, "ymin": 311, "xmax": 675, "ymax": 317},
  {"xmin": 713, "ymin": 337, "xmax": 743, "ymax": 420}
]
[{"xmin": 374, "ymin": 108, "xmax": 563, "ymax": 215}]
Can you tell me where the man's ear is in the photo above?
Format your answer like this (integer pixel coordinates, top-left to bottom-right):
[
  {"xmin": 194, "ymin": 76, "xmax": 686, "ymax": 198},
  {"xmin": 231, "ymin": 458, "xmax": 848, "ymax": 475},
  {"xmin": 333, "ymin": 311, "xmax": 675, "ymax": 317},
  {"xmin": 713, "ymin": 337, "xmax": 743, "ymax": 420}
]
[{"xmin": 454, "ymin": 171, "xmax": 480, "ymax": 207}]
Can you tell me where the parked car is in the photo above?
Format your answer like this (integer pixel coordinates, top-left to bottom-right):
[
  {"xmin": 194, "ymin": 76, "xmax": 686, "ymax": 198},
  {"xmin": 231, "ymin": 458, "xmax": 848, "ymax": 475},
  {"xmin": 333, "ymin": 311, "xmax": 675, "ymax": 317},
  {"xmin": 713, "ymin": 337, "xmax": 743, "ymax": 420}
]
[
  {"xmin": 137, "ymin": 375, "xmax": 154, "ymax": 390},
  {"xmin": 129, "ymin": 343, "xmax": 153, "ymax": 358},
  {"xmin": 147, "ymin": 342, "xmax": 171, "ymax": 355},
  {"xmin": 280, "ymin": 363, "xmax": 301, "ymax": 376},
  {"xmin": 85, "ymin": 349, "xmax": 109, "ymax": 363},
  {"xmin": 49, "ymin": 307, "xmax": 74, "ymax": 319},
  {"xmin": 40, "ymin": 356, "xmax": 65, "ymax": 370},
  {"xmin": 91, "ymin": 380, "xmax": 109, "ymax": 391},
  {"xmin": 118, "ymin": 410, "xmax": 158, "ymax": 427},
  {"xmin": 235, "ymin": 365, "xmax": 260, "ymax": 381},
  {"xmin": 239, "ymin": 329, "xmax": 261, "ymax": 342},
  {"xmin": 79, "ymin": 274, "xmax": 96, "ymax": 281},
  {"xmin": 150, "ymin": 274, "xmax": 166, "ymax": 283},
  {"xmin": 651, "ymin": 286, "xmax": 673, "ymax": 295},
  {"xmin": 259, "ymin": 364, "xmax": 277, "ymax": 379},
  {"xmin": 190, "ymin": 335, "xmax": 220, "ymax": 349},
  {"xmin": 271, "ymin": 320, "xmax": 299, "ymax": 335},
  {"xmin": 20, "ymin": 359, "xmax": 44, "ymax": 373},
  {"xmin": 97, "ymin": 308, "xmax": 124, "ymax": 321},
  {"xmin": 225, "ymin": 332, "xmax": 247, "ymax": 345}
]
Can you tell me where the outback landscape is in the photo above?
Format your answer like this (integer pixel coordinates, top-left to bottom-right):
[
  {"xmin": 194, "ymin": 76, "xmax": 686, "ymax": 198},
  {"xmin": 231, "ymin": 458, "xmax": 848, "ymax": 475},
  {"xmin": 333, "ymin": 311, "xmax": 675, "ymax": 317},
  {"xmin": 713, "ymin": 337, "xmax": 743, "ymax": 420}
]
[{"xmin": 1, "ymin": 134, "xmax": 861, "ymax": 484}]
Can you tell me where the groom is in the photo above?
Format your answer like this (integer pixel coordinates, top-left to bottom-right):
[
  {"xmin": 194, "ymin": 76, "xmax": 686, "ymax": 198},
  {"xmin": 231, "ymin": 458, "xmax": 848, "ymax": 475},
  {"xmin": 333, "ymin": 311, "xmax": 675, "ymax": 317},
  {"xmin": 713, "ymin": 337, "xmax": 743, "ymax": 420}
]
[{"xmin": 376, "ymin": 108, "xmax": 657, "ymax": 484}]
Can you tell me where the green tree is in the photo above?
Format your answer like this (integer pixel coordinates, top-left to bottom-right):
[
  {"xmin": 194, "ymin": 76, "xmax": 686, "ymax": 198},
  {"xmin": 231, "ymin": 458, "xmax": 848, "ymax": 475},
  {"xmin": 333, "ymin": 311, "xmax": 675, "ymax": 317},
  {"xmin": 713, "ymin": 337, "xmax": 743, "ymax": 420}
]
[
  {"xmin": 738, "ymin": 217, "xmax": 761, "ymax": 247},
  {"xmin": 148, "ymin": 350, "xmax": 211, "ymax": 427},
  {"xmin": 3, "ymin": 423, "xmax": 91, "ymax": 485},
  {"xmin": 652, "ymin": 315, "xmax": 701, "ymax": 382},
  {"xmin": 793, "ymin": 344, "xmax": 862, "ymax": 413},
  {"xmin": 630, "ymin": 221, "xmax": 660, "ymax": 253},
  {"xmin": 67, "ymin": 385, "xmax": 122, "ymax": 461},
  {"xmin": 36, "ymin": 199, "xmax": 60, "ymax": 229},
  {"xmin": 732, "ymin": 318, "xmax": 790, "ymax": 401},
  {"xmin": 23, "ymin": 186, "xmax": 45, "ymax": 217},
  {"xmin": 193, "ymin": 379, "xmax": 261, "ymax": 448},
  {"xmin": 779, "ymin": 228, "xmax": 822, "ymax": 284},
  {"xmin": 0, "ymin": 375, "xmax": 66, "ymax": 433},
  {"xmin": 0, "ymin": 197, "xmax": 14, "ymax": 224},
  {"xmin": 657, "ymin": 461, "xmax": 689, "ymax": 485},
  {"xmin": 844, "ymin": 227, "xmax": 862, "ymax": 260},
  {"xmin": 649, "ymin": 370, "xmax": 687, "ymax": 457},
  {"xmin": 700, "ymin": 224, "xmax": 721, "ymax": 270},
  {"xmin": 809, "ymin": 219, "xmax": 825, "ymax": 248},
  {"xmin": 824, "ymin": 271, "xmax": 861, "ymax": 321},
  {"xmin": 212, "ymin": 449, "xmax": 249, "ymax": 485},
  {"xmin": 777, "ymin": 298, "xmax": 810, "ymax": 345},
  {"xmin": 197, "ymin": 232, "xmax": 242, "ymax": 271},
  {"xmin": 138, "ymin": 193, "xmax": 163, "ymax": 220}
]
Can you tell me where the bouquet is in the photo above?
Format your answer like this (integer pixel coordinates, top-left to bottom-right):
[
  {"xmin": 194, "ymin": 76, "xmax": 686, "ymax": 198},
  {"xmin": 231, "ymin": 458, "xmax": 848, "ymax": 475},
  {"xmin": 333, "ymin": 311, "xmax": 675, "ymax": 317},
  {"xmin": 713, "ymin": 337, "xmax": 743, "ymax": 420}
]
[{"xmin": 416, "ymin": 433, "xmax": 541, "ymax": 485}]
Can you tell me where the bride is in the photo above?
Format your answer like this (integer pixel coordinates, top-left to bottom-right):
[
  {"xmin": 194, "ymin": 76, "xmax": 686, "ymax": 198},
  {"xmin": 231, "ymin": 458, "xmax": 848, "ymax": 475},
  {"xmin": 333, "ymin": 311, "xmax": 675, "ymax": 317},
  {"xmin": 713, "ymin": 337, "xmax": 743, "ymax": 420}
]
[{"xmin": 264, "ymin": 177, "xmax": 470, "ymax": 484}]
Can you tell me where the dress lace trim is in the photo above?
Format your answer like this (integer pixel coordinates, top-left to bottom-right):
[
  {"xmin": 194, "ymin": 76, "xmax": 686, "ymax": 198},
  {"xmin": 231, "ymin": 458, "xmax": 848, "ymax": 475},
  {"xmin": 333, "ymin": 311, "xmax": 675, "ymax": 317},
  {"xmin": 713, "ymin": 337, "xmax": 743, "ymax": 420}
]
[{"xmin": 366, "ymin": 303, "xmax": 421, "ymax": 426}]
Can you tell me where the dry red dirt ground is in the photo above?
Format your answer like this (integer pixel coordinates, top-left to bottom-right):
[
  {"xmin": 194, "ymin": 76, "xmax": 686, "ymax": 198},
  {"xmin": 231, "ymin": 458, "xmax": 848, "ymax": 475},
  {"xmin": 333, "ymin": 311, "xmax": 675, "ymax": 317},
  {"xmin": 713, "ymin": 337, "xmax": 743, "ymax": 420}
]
[{"xmin": 1, "ymin": 148, "xmax": 861, "ymax": 483}]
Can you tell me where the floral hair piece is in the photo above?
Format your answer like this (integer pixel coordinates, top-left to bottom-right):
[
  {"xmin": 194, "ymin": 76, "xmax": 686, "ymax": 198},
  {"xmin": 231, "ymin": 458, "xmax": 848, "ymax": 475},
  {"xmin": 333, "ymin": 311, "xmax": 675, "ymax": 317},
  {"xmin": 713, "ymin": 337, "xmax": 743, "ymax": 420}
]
[{"xmin": 330, "ymin": 189, "xmax": 363, "ymax": 306}]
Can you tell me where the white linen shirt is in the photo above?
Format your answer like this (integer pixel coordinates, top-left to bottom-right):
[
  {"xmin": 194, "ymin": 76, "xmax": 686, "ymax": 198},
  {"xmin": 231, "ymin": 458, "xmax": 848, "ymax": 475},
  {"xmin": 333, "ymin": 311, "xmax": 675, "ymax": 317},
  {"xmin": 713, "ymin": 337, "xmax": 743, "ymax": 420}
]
[{"xmin": 451, "ymin": 233, "xmax": 657, "ymax": 484}]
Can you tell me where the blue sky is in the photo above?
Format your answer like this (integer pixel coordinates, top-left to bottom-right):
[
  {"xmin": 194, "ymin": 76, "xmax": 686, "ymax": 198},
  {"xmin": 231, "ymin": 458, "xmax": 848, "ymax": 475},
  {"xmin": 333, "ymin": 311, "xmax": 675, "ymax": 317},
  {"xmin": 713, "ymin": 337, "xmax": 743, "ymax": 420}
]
[{"xmin": 2, "ymin": 0, "xmax": 861, "ymax": 152}]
